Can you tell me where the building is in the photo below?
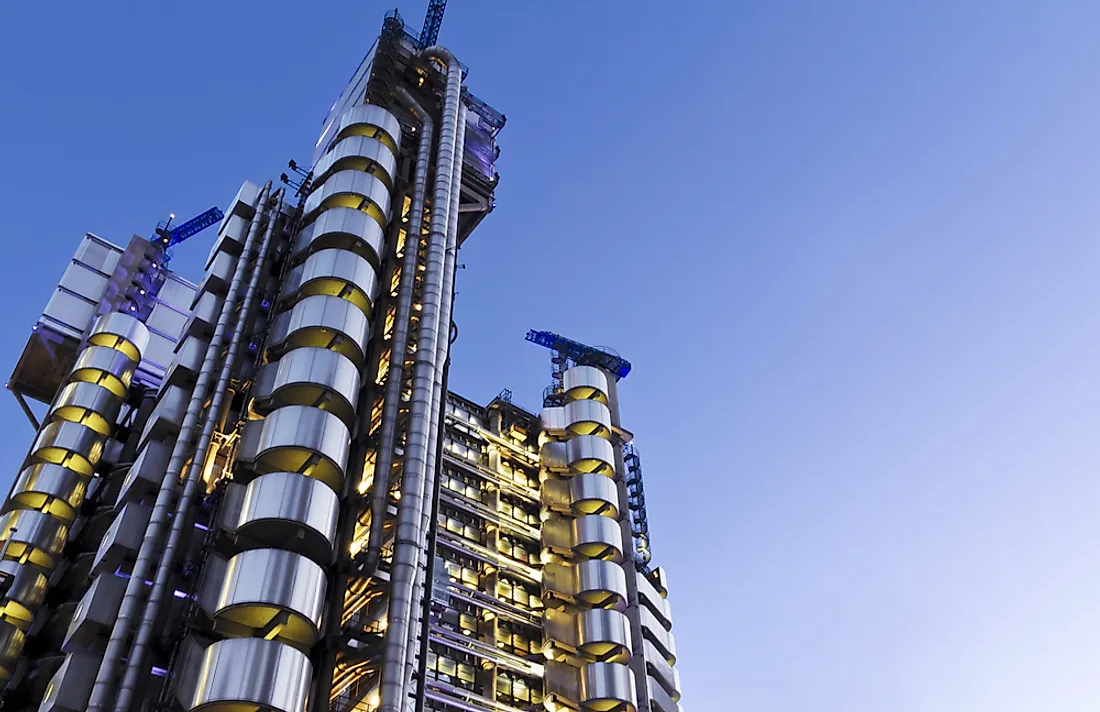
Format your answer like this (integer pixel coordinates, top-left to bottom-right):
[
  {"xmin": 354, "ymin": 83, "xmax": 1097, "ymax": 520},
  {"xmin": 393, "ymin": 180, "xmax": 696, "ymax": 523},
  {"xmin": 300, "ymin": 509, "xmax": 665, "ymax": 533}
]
[{"xmin": 0, "ymin": 11, "xmax": 682, "ymax": 712}]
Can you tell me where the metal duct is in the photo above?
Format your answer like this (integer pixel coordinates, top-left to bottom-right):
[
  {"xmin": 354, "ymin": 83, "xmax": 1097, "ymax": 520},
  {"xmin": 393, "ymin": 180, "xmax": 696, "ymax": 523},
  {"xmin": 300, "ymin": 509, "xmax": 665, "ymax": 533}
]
[
  {"xmin": 114, "ymin": 190, "xmax": 285, "ymax": 712},
  {"xmin": 404, "ymin": 99, "xmax": 468, "ymax": 694},
  {"xmin": 86, "ymin": 182, "xmax": 272, "ymax": 712},
  {"xmin": 378, "ymin": 45, "xmax": 462, "ymax": 712}
]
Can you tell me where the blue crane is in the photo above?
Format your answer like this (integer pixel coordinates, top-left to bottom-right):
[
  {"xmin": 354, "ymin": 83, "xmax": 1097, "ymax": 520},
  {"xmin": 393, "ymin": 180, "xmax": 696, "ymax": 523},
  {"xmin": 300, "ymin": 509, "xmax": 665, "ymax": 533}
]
[
  {"xmin": 419, "ymin": 0, "xmax": 448, "ymax": 46},
  {"xmin": 525, "ymin": 330, "xmax": 632, "ymax": 381},
  {"xmin": 152, "ymin": 206, "xmax": 225, "ymax": 270},
  {"xmin": 154, "ymin": 206, "xmax": 225, "ymax": 250}
]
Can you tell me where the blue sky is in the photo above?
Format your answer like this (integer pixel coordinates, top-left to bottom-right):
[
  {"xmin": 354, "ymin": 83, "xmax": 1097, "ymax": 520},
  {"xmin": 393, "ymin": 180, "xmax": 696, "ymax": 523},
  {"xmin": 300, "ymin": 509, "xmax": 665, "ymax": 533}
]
[{"xmin": 4, "ymin": 1, "xmax": 1100, "ymax": 710}]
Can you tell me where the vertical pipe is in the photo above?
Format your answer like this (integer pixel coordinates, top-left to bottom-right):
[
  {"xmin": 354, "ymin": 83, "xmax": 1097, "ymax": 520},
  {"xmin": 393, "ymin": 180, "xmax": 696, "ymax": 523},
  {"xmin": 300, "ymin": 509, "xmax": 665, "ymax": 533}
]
[
  {"xmin": 87, "ymin": 182, "xmax": 272, "ymax": 712},
  {"xmin": 379, "ymin": 46, "xmax": 462, "ymax": 712},
  {"xmin": 403, "ymin": 100, "xmax": 467, "ymax": 693},
  {"xmin": 113, "ymin": 191, "xmax": 285, "ymax": 712},
  {"xmin": 360, "ymin": 87, "xmax": 435, "ymax": 575},
  {"xmin": 413, "ymin": 355, "xmax": 449, "ymax": 712}
]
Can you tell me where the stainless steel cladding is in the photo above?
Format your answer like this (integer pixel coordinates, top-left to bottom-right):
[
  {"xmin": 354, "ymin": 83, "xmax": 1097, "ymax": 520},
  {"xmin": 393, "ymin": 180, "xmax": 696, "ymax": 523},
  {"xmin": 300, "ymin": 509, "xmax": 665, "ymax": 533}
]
[
  {"xmin": 566, "ymin": 434, "xmax": 616, "ymax": 476},
  {"xmin": 0, "ymin": 561, "xmax": 47, "ymax": 626},
  {"xmin": 292, "ymin": 207, "xmax": 387, "ymax": 269},
  {"xmin": 48, "ymin": 382, "xmax": 122, "ymax": 436},
  {"xmin": 70, "ymin": 345, "xmax": 137, "ymax": 398},
  {"xmin": 563, "ymin": 365, "xmax": 610, "ymax": 403},
  {"xmin": 87, "ymin": 312, "xmax": 151, "ymax": 363},
  {"xmin": 312, "ymin": 135, "xmax": 398, "ymax": 188},
  {"xmin": 280, "ymin": 249, "xmax": 381, "ymax": 318},
  {"xmin": 267, "ymin": 295, "xmax": 371, "ymax": 366},
  {"xmin": 0, "ymin": 510, "xmax": 68, "ymax": 570},
  {"xmin": 30, "ymin": 421, "xmax": 104, "ymax": 477},
  {"xmin": 580, "ymin": 662, "xmax": 638, "ymax": 711},
  {"xmin": 236, "ymin": 472, "xmax": 340, "ymax": 564},
  {"xmin": 302, "ymin": 170, "xmax": 392, "ymax": 229},
  {"xmin": 253, "ymin": 347, "xmax": 362, "ymax": 427},
  {"xmin": 187, "ymin": 638, "xmax": 312, "ymax": 712},
  {"xmin": 212, "ymin": 548, "xmax": 327, "ymax": 649},
  {"xmin": 564, "ymin": 398, "xmax": 612, "ymax": 438},
  {"xmin": 7, "ymin": 463, "xmax": 88, "ymax": 523},
  {"xmin": 252, "ymin": 405, "xmax": 351, "ymax": 492}
]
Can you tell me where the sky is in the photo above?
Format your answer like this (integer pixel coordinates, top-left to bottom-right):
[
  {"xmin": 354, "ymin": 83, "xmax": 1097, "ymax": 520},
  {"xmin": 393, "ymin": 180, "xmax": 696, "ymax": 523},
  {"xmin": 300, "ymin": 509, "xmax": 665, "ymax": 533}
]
[{"xmin": 3, "ymin": 1, "xmax": 1100, "ymax": 710}]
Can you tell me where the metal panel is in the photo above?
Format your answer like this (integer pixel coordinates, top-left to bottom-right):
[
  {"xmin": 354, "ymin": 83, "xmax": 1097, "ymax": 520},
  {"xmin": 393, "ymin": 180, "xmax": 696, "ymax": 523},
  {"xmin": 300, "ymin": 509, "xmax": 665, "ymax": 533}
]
[
  {"xmin": 253, "ymin": 348, "xmax": 360, "ymax": 428},
  {"xmin": 541, "ymin": 406, "xmax": 567, "ymax": 435},
  {"xmin": 146, "ymin": 302, "xmax": 188, "ymax": 341},
  {"xmin": 8, "ymin": 463, "xmax": 87, "ymax": 524},
  {"xmin": 42, "ymin": 291, "xmax": 96, "ymax": 340},
  {"xmin": 576, "ymin": 608, "xmax": 632, "ymax": 663},
  {"xmin": 213, "ymin": 549, "xmax": 327, "ymax": 649},
  {"xmin": 0, "ymin": 620, "xmax": 25, "ymax": 680},
  {"xmin": 574, "ymin": 560, "xmax": 629, "ymax": 610},
  {"xmin": 39, "ymin": 651, "xmax": 101, "ymax": 712},
  {"xmin": 157, "ymin": 274, "xmax": 199, "ymax": 314},
  {"xmin": 91, "ymin": 502, "xmax": 151, "ymax": 575},
  {"xmin": 206, "ymin": 214, "xmax": 248, "ymax": 269},
  {"xmin": 580, "ymin": 662, "xmax": 637, "ymax": 711},
  {"xmin": 139, "ymin": 384, "xmax": 188, "ymax": 446},
  {"xmin": 182, "ymin": 291, "xmax": 223, "ymax": 339},
  {"xmin": 163, "ymin": 336, "xmax": 208, "ymax": 389},
  {"xmin": 572, "ymin": 515, "xmax": 625, "ymax": 562},
  {"xmin": 70, "ymin": 345, "xmax": 136, "ymax": 398},
  {"xmin": 564, "ymin": 365, "xmax": 609, "ymax": 404},
  {"xmin": 302, "ymin": 170, "xmax": 392, "ymax": 230},
  {"xmin": 188, "ymin": 638, "xmax": 312, "ymax": 712},
  {"xmin": 87, "ymin": 312, "xmax": 150, "ymax": 363},
  {"xmin": 30, "ymin": 421, "xmax": 104, "ymax": 477},
  {"xmin": 48, "ymin": 382, "xmax": 121, "ymax": 436},
  {"xmin": 570, "ymin": 474, "xmax": 620, "ymax": 517},
  {"xmin": 567, "ymin": 435, "xmax": 616, "ymax": 476},
  {"xmin": 217, "ymin": 181, "xmax": 260, "ymax": 233},
  {"xmin": 639, "ymin": 606, "xmax": 677, "ymax": 664},
  {"xmin": 280, "ymin": 249, "xmax": 380, "ymax": 318},
  {"xmin": 0, "ymin": 510, "xmax": 67, "ymax": 571},
  {"xmin": 647, "ymin": 674, "xmax": 680, "ymax": 712},
  {"xmin": 333, "ymin": 104, "xmax": 402, "ymax": 156},
  {"xmin": 63, "ymin": 573, "xmax": 126, "ymax": 653},
  {"xmin": 540, "ymin": 441, "xmax": 569, "ymax": 471},
  {"xmin": 253, "ymin": 405, "xmax": 350, "ymax": 492},
  {"xmin": 236, "ymin": 472, "xmax": 339, "ymax": 564},
  {"xmin": 643, "ymin": 639, "xmax": 680, "ymax": 701},
  {"xmin": 292, "ymin": 206, "xmax": 387, "ymax": 269},
  {"xmin": 115, "ymin": 439, "xmax": 171, "ymax": 508},
  {"xmin": 565, "ymin": 399, "xmax": 612, "ymax": 438},
  {"xmin": 634, "ymin": 570, "xmax": 672, "ymax": 631},
  {"xmin": 312, "ymin": 135, "xmax": 398, "ymax": 188},
  {"xmin": 197, "ymin": 250, "xmax": 238, "ymax": 299},
  {"xmin": 0, "ymin": 560, "xmax": 47, "ymax": 627},
  {"xmin": 266, "ymin": 295, "xmax": 370, "ymax": 367}
]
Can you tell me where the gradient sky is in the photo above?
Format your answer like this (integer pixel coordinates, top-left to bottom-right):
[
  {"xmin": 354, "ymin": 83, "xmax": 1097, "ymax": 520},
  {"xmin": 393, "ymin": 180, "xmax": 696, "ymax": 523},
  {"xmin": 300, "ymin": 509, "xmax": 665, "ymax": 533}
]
[{"xmin": 4, "ymin": 1, "xmax": 1100, "ymax": 710}]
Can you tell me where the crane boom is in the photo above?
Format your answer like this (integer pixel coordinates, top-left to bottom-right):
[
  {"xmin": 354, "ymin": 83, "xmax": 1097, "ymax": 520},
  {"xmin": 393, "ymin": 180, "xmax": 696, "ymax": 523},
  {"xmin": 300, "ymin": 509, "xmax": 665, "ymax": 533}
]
[{"xmin": 419, "ymin": 0, "xmax": 448, "ymax": 46}]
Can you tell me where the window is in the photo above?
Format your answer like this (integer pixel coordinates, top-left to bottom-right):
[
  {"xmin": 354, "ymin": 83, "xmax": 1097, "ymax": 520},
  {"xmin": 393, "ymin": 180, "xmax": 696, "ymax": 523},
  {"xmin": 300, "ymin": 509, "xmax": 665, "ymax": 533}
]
[{"xmin": 496, "ymin": 670, "xmax": 543, "ymax": 706}]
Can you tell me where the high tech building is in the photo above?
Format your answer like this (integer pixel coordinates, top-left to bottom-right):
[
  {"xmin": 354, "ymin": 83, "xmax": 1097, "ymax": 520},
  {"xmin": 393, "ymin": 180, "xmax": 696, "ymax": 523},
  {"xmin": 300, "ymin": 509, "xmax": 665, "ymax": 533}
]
[{"xmin": 0, "ymin": 11, "xmax": 682, "ymax": 712}]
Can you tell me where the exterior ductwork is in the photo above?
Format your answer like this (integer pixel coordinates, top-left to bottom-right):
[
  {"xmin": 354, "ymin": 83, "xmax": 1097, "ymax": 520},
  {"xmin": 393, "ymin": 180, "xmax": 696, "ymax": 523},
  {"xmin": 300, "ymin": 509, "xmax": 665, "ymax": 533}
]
[
  {"xmin": 379, "ymin": 45, "xmax": 463, "ymax": 712},
  {"xmin": 87, "ymin": 183, "xmax": 272, "ymax": 712},
  {"xmin": 404, "ymin": 99, "xmax": 469, "ymax": 694},
  {"xmin": 114, "ymin": 190, "xmax": 287, "ymax": 711}
]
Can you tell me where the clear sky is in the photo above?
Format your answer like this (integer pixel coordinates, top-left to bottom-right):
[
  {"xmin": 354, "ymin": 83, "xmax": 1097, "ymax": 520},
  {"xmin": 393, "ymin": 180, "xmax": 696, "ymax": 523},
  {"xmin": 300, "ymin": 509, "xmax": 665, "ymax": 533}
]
[{"xmin": 3, "ymin": 1, "xmax": 1100, "ymax": 710}]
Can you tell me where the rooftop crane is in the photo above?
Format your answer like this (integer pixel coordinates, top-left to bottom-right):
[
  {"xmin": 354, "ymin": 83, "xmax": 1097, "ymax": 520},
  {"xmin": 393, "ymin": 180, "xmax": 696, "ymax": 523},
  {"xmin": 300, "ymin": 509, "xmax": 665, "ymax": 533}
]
[
  {"xmin": 525, "ymin": 329, "xmax": 632, "ymax": 381},
  {"xmin": 419, "ymin": 0, "xmax": 448, "ymax": 46},
  {"xmin": 153, "ymin": 206, "xmax": 225, "ymax": 268}
]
